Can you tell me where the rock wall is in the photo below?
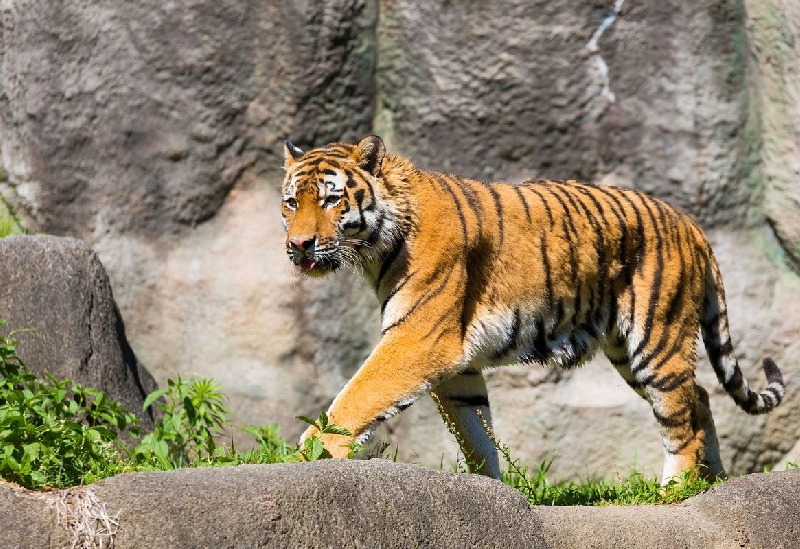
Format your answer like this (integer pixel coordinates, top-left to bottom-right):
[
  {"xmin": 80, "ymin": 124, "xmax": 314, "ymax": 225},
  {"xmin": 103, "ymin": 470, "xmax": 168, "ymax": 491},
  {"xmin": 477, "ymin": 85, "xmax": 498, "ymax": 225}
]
[{"xmin": 1, "ymin": 0, "xmax": 798, "ymax": 480}]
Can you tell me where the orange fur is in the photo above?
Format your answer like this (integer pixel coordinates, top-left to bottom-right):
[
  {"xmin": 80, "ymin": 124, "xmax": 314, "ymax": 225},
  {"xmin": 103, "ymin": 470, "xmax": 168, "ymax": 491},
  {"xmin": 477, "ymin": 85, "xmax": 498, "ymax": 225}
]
[{"xmin": 281, "ymin": 136, "xmax": 784, "ymax": 483}]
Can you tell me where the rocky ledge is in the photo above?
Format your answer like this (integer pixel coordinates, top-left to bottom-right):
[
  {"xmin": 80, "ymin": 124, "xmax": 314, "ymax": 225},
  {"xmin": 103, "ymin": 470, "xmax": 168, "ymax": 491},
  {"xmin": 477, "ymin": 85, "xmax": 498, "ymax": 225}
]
[{"xmin": 2, "ymin": 460, "xmax": 798, "ymax": 548}]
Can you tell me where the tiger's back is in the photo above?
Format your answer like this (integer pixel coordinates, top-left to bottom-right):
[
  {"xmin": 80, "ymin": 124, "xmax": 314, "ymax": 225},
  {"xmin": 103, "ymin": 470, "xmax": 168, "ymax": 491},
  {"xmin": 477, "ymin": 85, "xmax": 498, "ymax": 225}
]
[{"xmin": 281, "ymin": 135, "xmax": 784, "ymax": 483}]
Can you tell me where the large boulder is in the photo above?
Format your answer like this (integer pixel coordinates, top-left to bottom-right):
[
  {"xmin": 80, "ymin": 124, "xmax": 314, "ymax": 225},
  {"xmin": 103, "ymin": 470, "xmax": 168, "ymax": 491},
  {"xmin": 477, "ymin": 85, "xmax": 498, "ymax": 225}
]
[
  {"xmin": 1, "ymin": 460, "xmax": 799, "ymax": 548},
  {"xmin": 0, "ymin": 235, "xmax": 157, "ymax": 428},
  {"xmin": 0, "ymin": 0, "xmax": 798, "ymax": 480}
]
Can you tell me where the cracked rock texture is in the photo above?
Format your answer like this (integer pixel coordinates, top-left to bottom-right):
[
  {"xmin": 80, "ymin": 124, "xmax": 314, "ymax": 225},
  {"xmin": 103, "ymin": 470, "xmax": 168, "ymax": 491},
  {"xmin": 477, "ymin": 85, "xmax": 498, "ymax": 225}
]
[
  {"xmin": 0, "ymin": 0, "xmax": 799, "ymax": 479},
  {"xmin": 0, "ymin": 236, "xmax": 157, "ymax": 429}
]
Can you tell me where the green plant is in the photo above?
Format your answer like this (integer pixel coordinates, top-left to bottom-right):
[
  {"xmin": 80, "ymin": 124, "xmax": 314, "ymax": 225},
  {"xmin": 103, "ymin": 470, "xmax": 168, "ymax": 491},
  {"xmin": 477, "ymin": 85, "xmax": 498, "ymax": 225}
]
[
  {"xmin": 133, "ymin": 376, "xmax": 228, "ymax": 468},
  {"xmin": 474, "ymin": 408, "xmax": 719, "ymax": 505},
  {"xmin": 0, "ymin": 319, "xmax": 359, "ymax": 488},
  {"xmin": 0, "ymin": 324, "xmax": 136, "ymax": 489},
  {"xmin": 296, "ymin": 411, "xmax": 353, "ymax": 461},
  {"xmin": 0, "ymin": 183, "xmax": 25, "ymax": 237}
]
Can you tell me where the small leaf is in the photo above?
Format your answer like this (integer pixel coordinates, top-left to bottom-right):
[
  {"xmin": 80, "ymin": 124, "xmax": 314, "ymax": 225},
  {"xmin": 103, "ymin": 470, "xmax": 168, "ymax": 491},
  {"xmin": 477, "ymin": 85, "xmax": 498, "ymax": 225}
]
[
  {"xmin": 295, "ymin": 415, "xmax": 318, "ymax": 427},
  {"xmin": 321, "ymin": 425, "xmax": 351, "ymax": 436},
  {"xmin": 304, "ymin": 438, "xmax": 325, "ymax": 461},
  {"xmin": 142, "ymin": 389, "xmax": 168, "ymax": 411}
]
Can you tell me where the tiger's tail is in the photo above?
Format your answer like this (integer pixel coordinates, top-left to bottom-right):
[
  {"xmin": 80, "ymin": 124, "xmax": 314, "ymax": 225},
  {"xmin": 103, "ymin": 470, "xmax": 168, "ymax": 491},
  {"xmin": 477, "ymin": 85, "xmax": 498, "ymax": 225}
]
[{"xmin": 700, "ymin": 249, "xmax": 784, "ymax": 415}]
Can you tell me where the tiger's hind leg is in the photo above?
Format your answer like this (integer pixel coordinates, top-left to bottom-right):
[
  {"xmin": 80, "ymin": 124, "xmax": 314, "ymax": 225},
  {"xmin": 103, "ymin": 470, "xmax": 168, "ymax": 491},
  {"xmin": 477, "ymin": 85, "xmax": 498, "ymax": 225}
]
[
  {"xmin": 636, "ymin": 341, "xmax": 708, "ymax": 484},
  {"xmin": 431, "ymin": 371, "xmax": 502, "ymax": 479},
  {"xmin": 605, "ymin": 332, "xmax": 719, "ymax": 484},
  {"xmin": 695, "ymin": 384, "xmax": 725, "ymax": 481}
]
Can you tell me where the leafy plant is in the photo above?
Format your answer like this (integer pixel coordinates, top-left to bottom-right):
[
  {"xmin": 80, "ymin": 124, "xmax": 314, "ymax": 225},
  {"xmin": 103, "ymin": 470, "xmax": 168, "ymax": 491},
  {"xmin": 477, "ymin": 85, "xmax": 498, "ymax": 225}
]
[
  {"xmin": 0, "ymin": 324, "xmax": 136, "ymax": 489},
  {"xmin": 133, "ymin": 376, "xmax": 228, "ymax": 468},
  {"xmin": 296, "ymin": 411, "xmax": 353, "ymax": 461}
]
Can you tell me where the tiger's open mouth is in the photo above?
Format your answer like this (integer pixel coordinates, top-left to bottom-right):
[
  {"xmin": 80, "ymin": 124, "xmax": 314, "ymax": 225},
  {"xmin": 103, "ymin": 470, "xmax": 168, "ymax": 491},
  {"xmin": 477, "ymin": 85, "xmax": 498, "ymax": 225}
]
[
  {"xmin": 298, "ymin": 257, "xmax": 316, "ymax": 271},
  {"xmin": 291, "ymin": 254, "xmax": 338, "ymax": 277}
]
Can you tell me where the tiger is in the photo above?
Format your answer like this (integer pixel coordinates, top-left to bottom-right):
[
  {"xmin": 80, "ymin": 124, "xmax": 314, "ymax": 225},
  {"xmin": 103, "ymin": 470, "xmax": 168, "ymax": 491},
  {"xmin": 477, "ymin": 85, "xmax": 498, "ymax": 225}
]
[{"xmin": 281, "ymin": 135, "xmax": 785, "ymax": 484}]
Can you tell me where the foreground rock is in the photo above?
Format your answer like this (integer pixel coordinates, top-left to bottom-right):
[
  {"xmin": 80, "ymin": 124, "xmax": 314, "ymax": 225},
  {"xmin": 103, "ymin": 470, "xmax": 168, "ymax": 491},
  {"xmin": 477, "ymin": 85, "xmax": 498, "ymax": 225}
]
[
  {"xmin": 0, "ymin": 235, "xmax": 158, "ymax": 428},
  {"xmin": 1, "ymin": 460, "xmax": 798, "ymax": 548}
]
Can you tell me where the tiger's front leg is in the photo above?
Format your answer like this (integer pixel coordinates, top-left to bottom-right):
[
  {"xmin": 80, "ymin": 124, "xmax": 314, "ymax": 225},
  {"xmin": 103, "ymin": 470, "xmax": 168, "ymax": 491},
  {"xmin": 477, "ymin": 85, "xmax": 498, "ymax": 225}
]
[
  {"xmin": 299, "ymin": 328, "xmax": 466, "ymax": 459},
  {"xmin": 432, "ymin": 371, "xmax": 501, "ymax": 479}
]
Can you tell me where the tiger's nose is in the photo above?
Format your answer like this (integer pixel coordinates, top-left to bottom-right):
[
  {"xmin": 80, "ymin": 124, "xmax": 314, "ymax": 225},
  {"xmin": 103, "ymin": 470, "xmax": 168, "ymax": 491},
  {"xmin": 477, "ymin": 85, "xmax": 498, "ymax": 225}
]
[{"xmin": 289, "ymin": 236, "xmax": 315, "ymax": 254}]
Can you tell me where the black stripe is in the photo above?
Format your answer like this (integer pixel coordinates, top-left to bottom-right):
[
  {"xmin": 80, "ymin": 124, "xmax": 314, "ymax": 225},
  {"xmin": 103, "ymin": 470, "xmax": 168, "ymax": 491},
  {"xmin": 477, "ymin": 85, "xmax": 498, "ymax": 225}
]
[
  {"xmin": 664, "ymin": 223, "xmax": 687, "ymax": 324},
  {"xmin": 540, "ymin": 232, "xmax": 553, "ymax": 309},
  {"xmin": 590, "ymin": 185, "xmax": 632, "ymax": 283},
  {"xmin": 450, "ymin": 395, "xmax": 490, "ymax": 407},
  {"xmin": 341, "ymin": 219, "xmax": 361, "ymax": 231},
  {"xmin": 345, "ymin": 170, "xmax": 358, "ymax": 188},
  {"xmin": 667, "ymin": 435, "xmax": 695, "ymax": 455},
  {"xmin": 652, "ymin": 403, "xmax": 691, "ymax": 428},
  {"xmin": 650, "ymin": 370, "xmax": 693, "ymax": 392},
  {"xmin": 352, "ymin": 188, "xmax": 368, "ymax": 232},
  {"xmin": 701, "ymin": 308, "xmax": 726, "ymax": 330},
  {"xmin": 722, "ymin": 362, "xmax": 743, "ymax": 393},
  {"xmin": 361, "ymin": 173, "xmax": 376, "ymax": 210},
  {"xmin": 559, "ymin": 185, "xmax": 608, "ymax": 320},
  {"xmin": 612, "ymin": 189, "xmax": 646, "ymax": 321},
  {"xmin": 376, "ymin": 242, "xmax": 404, "ymax": 291},
  {"xmin": 381, "ymin": 270, "xmax": 416, "ymax": 316},
  {"xmin": 304, "ymin": 157, "xmax": 343, "ymax": 170},
  {"xmin": 538, "ymin": 183, "xmax": 578, "ymax": 237},
  {"xmin": 629, "ymin": 193, "xmax": 665, "ymax": 360},
  {"xmin": 765, "ymin": 385, "xmax": 783, "ymax": 402},
  {"xmin": 631, "ymin": 322, "xmax": 684, "ymax": 376},
  {"xmin": 563, "ymin": 217, "xmax": 580, "ymax": 308},
  {"xmin": 512, "ymin": 185, "xmax": 533, "ymax": 224},
  {"xmin": 456, "ymin": 178, "xmax": 484, "ymax": 240},
  {"xmin": 488, "ymin": 184, "xmax": 505, "ymax": 251},
  {"xmin": 433, "ymin": 174, "xmax": 470, "ymax": 248},
  {"xmin": 382, "ymin": 268, "xmax": 454, "ymax": 334},
  {"xmin": 417, "ymin": 271, "xmax": 466, "ymax": 343},
  {"xmin": 522, "ymin": 183, "xmax": 555, "ymax": 228}
]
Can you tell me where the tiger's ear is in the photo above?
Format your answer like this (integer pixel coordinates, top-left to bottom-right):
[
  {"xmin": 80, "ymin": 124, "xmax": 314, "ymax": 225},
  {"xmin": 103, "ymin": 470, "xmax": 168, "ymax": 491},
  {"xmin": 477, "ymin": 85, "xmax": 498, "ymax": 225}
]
[
  {"xmin": 354, "ymin": 135, "xmax": 386, "ymax": 176},
  {"xmin": 284, "ymin": 140, "xmax": 305, "ymax": 169}
]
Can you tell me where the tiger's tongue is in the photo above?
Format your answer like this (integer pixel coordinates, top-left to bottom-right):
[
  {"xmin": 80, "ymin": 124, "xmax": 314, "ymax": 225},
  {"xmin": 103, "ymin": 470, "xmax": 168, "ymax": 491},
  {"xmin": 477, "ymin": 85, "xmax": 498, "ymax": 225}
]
[{"xmin": 299, "ymin": 258, "xmax": 316, "ymax": 271}]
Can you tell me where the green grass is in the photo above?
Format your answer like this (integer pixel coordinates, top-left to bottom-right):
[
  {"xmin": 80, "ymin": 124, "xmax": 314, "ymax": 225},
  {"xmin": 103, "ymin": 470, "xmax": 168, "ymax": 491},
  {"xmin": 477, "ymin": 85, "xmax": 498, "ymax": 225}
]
[
  {"xmin": 498, "ymin": 452, "xmax": 720, "ymax": 506},
  {"xmin": 0, "ymin": 187, "xmax": 25, "ymax": 237},
  {"xmin": 0, "ymin": 320, "xmax": 730, "ymax": 503}
]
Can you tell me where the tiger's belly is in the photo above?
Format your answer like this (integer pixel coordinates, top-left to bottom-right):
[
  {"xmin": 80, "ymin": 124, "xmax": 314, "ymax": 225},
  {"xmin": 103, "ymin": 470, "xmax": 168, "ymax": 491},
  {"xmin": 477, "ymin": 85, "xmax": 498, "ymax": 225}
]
[{"xmin": 463, "ymin": 305, "xmax": 607, "ymax": 371}]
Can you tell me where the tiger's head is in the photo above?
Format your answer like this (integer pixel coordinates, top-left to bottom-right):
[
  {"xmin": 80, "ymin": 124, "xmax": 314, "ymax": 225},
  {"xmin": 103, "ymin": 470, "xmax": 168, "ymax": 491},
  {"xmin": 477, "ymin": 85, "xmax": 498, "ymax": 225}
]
[{"xmin": 281, "ymin": 135, "xmax": 391, "ymax": 277}]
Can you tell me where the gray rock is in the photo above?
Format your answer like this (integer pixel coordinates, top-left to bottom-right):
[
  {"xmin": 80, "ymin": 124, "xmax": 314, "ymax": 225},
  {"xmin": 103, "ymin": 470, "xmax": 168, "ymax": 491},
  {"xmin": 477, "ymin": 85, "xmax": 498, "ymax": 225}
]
[
  {"xmin": 746, "ymin": 0, "xmax": 800, "ymax": 273},
  {"xmin": 0, "ymin": 235, "xmax": 157, "ymax": 428},
  {"xmin": 0, "ymin": 0, "xmax": 377, "ymax": 237},
  {"xmin": 2, "ymin": 461, "xmax": 800, "ymax": 548},
  {"xmin": 376, "ymin": 0, "xmax": 757, "ymax": 227}
]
